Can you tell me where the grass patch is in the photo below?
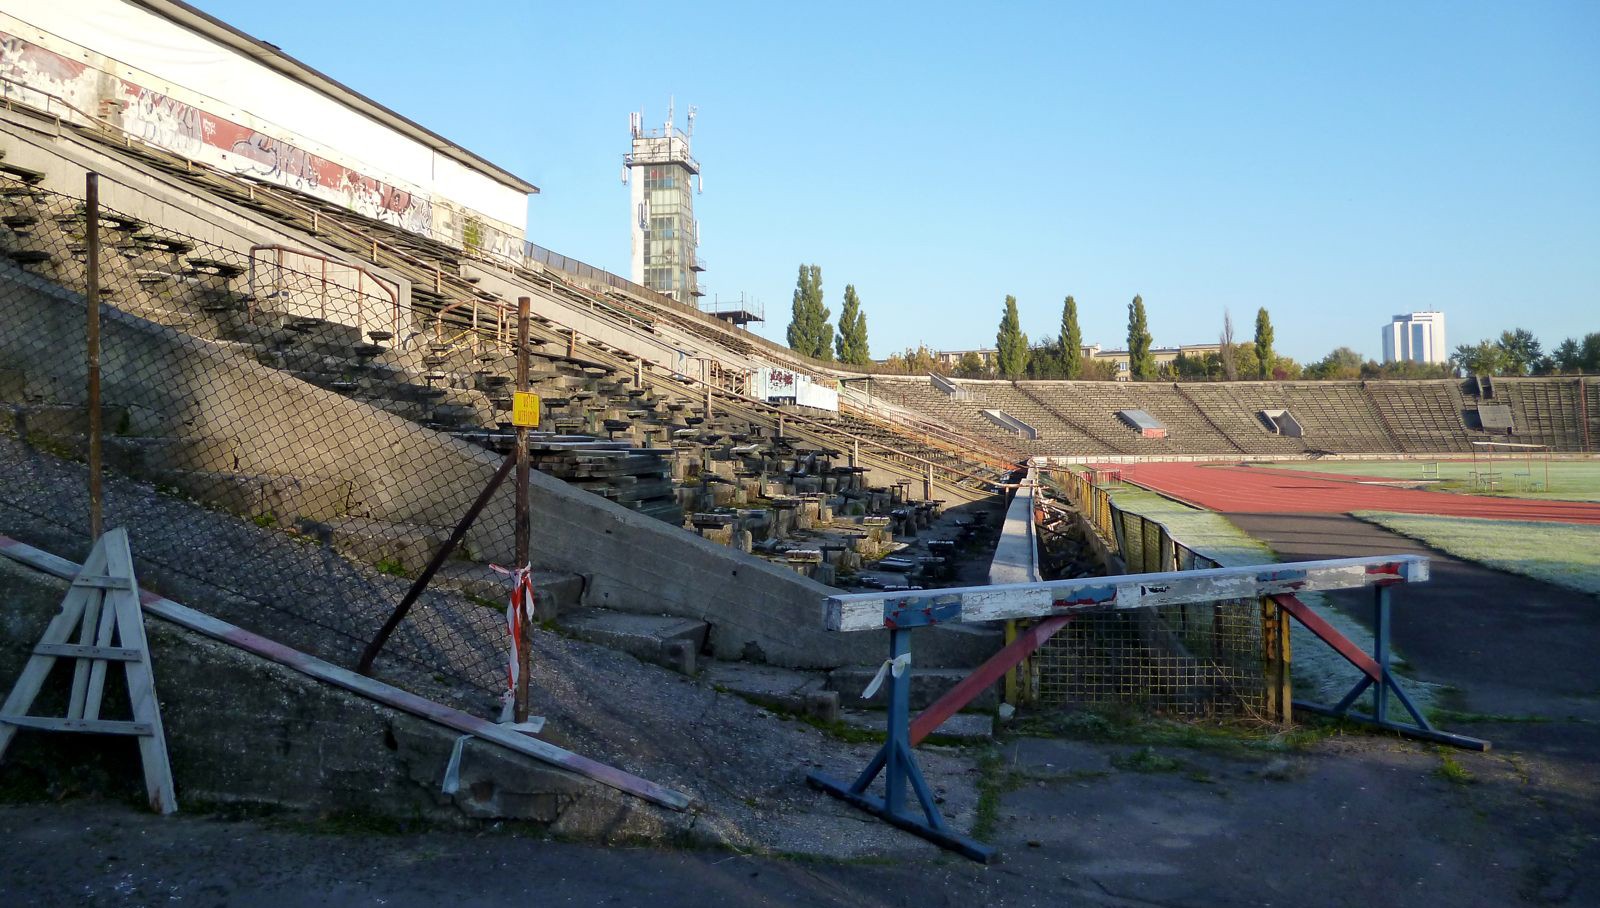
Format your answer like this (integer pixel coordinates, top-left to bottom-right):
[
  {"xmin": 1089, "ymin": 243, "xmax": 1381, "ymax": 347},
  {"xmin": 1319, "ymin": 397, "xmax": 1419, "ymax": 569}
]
[
  {"xmin": 1434, "ymin": 749, "xmax": 1475, "ymax": 786},
  {"xmin": 1355, "ymin": 511, "xmax": 1600, "ymax": 597},
  {"xmin": 1013, "ymin": 706, "xmax": 1334, "ymax": 756},
  {"xmin": 1111, "ymin": 746, "xmax": 1185, "ymax": 773},
  {"xmin": 373, "ymin": 556, "xmax": 410, "ymax": 579},
  {"xmin": 1091, "ymin": 484, "xmax": 1277, "ymax": 568},
  {"xmin": 971, "ymin": 748, "xmax": 1019, "ymax": 842},
  {"xmin": 1428, "ymin": 707, "xmax": 1553, "ymax": 725}
]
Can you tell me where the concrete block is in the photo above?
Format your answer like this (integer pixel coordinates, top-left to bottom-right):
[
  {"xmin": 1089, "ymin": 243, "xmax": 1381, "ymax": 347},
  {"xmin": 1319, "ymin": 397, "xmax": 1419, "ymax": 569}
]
[
  {"xmin": 0, "ymin": 367, "xmax": 25, "ymax": 400},
  {"xmin": 828, "ymin": 666, "xmax": 999, "ymax": 712},
  {"xmin": 702, "ymin": 661, "xmax": 829, "ymax": 717},
  {"xmin": 558, "ymin": 608, "xmax": 707, "ymax": 676}
]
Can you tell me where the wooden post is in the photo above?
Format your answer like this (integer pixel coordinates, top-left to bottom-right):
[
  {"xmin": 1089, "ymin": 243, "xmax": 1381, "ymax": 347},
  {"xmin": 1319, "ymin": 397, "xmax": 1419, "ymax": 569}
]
[
  {"xmin": 1260, "ymin": 596, "xmax": 1292, "ymax": 725},
  {"xmin": 84, "ymin": 173, "xmax": 103, "ymax": 541},
  {"xmin": 514, "ymin": 297, "xmax": 532, "ymax": 723},
  {"xmin": 924, "ymin": 461, "xmax": 934, "ymax": 501}
]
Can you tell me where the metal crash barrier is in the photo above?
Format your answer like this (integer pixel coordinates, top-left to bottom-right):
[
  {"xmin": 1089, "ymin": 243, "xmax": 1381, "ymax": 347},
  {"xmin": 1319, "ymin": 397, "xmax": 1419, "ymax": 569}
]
[{"xmin": 805, "ymin": 553, "xmax": 1485, "ymax": 862}]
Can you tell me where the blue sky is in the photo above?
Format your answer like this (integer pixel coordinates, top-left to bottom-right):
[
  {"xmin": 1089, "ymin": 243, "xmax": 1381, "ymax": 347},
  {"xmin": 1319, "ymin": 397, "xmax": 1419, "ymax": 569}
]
[{"xmin": 198, "ymin": 1, "xmax": 1598, "ymax": 364}]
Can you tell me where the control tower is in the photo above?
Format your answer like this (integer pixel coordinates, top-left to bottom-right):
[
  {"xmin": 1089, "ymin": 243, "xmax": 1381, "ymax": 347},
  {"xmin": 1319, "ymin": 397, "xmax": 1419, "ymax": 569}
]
[{"xmin": 624, "ymin": 102, "xmax": 703, "ymax": 304}]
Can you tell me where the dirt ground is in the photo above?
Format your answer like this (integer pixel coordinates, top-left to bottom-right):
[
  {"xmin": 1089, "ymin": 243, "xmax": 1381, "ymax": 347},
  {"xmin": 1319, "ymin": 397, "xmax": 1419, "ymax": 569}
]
[{"xmin": 2, "ymin": 513, "xmax": 1596, "ymax": 905}]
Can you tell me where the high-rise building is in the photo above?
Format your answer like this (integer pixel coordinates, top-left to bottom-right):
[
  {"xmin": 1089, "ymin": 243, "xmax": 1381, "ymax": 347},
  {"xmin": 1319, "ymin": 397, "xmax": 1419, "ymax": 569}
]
[
  {"xmin": 624, "ymin": 103, "xmax": 702, "ymax": 304},
  {"xmin": 1381, "ymin": 311, "xmax": 1447, "ymax": 365}
]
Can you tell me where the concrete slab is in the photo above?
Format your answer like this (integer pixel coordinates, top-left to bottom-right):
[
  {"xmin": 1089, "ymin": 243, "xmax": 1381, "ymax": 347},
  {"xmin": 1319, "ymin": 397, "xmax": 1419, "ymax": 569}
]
[
  {"xmin": 560, "ymin": 607, "xmax": 708, "ymax": 675},
  {"xmin": 702, "ymin": 661, "xmax": 838, "ymax": 722},
  {"xmin": 838, "ymin": 709, "xmax": 994, "ymax": 741},
  {"xmin": 827, "ymin": 665, "xmax": 998, "ymax": 712}
]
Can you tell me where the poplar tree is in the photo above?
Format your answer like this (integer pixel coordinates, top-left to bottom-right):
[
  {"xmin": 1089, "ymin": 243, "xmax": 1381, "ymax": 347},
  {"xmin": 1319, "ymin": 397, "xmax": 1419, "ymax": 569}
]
[
  {"xmin": 785, "ymin": 264, "xmax": 832, "ymax": 360},
  {"xmin": 835, "ymin": 284, "xmax": 871, "ymax": 365},
  {"xmin": 996, "ymin": 295, "xmax": 1029, "ymax": 378},
  {"xmin": 1127, "ymin": 295, "xmax": 1153, "ymax": 380},
  {"xmin": 1060, "ymin": 295, "xmax": 1083, "ymax": 379},
  {"xmin": 1253, "ymin": 307, "xmax": 1275, "ymax": 379}
]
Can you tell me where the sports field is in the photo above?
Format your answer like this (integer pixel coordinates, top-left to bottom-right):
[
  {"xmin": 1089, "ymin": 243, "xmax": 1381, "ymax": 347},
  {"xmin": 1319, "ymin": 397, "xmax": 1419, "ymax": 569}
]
[
  {"xmin": 1112, "ymin": 462, "xmax": 1600, "ymax": 523},
  {"xmin": 1251, "ymin": 458, "xmax": 1600, "ymax": 502},
  {"xmin": 1355, "ymin": 511, "xmax": 1600, "ymax": 597}
]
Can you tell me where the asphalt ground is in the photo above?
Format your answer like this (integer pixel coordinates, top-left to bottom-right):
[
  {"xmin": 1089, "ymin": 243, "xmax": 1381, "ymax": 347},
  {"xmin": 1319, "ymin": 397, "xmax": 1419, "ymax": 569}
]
[{"xmin": 3, "ymin": 483, "xmax": 1597, "ymax": 905}]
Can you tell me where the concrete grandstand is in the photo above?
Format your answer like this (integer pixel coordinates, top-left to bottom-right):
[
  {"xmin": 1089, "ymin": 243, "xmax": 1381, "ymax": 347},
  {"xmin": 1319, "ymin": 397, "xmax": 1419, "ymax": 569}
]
[{"xmin": 2, "ymin": 0, "xmax": 1598, "ymax": 885}]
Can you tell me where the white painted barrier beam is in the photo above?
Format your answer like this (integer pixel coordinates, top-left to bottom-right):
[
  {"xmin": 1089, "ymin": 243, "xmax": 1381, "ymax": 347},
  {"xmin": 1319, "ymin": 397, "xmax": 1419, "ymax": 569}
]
[{"xmin": 824, "ymin": 555, "xmax": 1428, "ymax": 632}]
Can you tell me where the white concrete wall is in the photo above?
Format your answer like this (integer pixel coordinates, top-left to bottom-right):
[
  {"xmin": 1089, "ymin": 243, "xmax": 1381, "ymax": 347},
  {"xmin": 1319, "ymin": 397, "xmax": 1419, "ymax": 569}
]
[{"xmin": 0, "ymin": 1, "xmax": 528, "ymax": 254}]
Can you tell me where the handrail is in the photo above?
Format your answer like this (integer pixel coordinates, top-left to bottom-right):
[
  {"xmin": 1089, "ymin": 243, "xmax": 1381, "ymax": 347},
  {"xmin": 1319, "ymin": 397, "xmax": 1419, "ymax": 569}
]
[{"xmin": 247, "ymin": 243, "xmax": 401, "ymax": 336}]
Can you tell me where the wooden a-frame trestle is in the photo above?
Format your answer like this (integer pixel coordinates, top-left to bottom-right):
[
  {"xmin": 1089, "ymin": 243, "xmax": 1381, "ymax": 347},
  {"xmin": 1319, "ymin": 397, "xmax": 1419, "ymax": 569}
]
[{"xmin": 0, "ymin": 528, "xmax": 177, "ymax": 814}]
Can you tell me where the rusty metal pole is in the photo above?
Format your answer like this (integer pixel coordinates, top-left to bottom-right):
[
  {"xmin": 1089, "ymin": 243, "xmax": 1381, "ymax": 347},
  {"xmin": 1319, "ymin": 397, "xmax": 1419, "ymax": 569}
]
[
  {"xmin": 84, "ymin": 173, "xmax": 103, "ymax": 541},
  {"xmin": 514, "ymin": 296, "xmax": 532, "ymax": 723}
]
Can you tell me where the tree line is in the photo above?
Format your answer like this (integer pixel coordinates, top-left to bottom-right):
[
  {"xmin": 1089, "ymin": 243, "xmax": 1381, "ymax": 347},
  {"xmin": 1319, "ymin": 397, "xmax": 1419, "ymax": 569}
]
[
  {"xmin": 1449, "ymin": 330, "xmax": 1600, "ymax": 377},
  {"xmin": 784, "ymin": 268, "xmax": 1597, "ymax": 380},
  {"xmin": 785, "ymin": 263, "xmax": 873, "ymax": 365}
]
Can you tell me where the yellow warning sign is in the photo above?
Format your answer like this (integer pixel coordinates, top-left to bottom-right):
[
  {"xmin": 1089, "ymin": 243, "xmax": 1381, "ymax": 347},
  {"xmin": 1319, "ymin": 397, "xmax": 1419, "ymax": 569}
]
[{"xmin": 511, "ymin": 391, "xmax": 541, "ymax": 428}]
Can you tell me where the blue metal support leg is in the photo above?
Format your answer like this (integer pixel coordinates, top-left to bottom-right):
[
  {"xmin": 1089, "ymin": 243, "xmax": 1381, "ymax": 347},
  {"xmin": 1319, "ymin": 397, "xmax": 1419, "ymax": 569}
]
[
  {"xmin": 806, "ymin": 629, "xmax": 995, "ymax": 862},
  {"xmin": 1294, "ymin": 585, "xmax": 1489, "ymax": 751}
]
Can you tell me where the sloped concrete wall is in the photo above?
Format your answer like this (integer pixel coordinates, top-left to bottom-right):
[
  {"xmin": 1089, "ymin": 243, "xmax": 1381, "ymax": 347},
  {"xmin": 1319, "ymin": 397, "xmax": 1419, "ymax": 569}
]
[{"xmin": 0, "ymin": 265, "xmax": 995, "ymax": 669}]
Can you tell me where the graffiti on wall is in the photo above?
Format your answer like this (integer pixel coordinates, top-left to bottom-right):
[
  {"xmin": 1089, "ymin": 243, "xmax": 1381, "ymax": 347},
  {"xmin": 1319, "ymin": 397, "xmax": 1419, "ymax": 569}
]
[
  {"xmin": 0, "ymin": 30, "xmax": 437, "ymax": 239},
  {"xmin": 122, "ymin": 84, "xmax": 205, "ymax": 157}
]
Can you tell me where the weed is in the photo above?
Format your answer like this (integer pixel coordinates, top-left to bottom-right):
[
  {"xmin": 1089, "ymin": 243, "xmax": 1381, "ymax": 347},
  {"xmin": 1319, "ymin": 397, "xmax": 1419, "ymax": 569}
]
[
  {"xmin": 971, "ymin": 748, "xmax": 1019, "ymax": 842},
  {"xmin": 1434, "ymin": 750, "xmax": 1474, "ymax": 785},
  {"xmin": 1428, "ymin": 708, "xmax": 1552, "ymax": 725},
  {"xmin": 251, "ymin": 512, "xmax": 277, "ymax": 529},
  {"xmin": 374, "ymin": 556, "xmax": 409, "ymax": 578},
  {"xmin": 1112, "ymin": 746, "xmax": 1185, "ymax": 773},
  {"xmin": 1013, "ymin": 706, "xmax": 1334, "ymax": 756}
]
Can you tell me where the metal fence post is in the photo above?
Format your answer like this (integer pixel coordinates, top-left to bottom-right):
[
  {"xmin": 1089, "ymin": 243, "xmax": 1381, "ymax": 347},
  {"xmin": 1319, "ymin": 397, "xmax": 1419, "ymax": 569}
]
[
  {"xmin": 84, "ymin": 173, "xmax": 103, "ymax": 541},
  {"xmin": 514, "ymin": 296, "xmax": 532, "ymax": 723}
]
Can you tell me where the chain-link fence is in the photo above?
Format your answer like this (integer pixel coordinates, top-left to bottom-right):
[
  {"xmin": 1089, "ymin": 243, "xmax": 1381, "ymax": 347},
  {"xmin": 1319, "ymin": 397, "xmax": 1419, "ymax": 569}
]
[
  {"xmin": 0, "ymin": 172, "xmax": 627, "ymax": 713},
  {"xmin": 1024, "ymin": 468, "xmax": 1272, "ymax": 720}
]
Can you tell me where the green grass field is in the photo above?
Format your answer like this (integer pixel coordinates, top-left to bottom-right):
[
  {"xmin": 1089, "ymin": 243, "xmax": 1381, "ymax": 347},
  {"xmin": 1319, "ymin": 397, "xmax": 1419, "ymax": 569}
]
[
  {"xmin": 1253, "ymin": 458, "xmax": 1600, "ymax": 502},
  {"xmin": 1100, "ymin": 486, "xmax": 1276, "ymax": 567},
  {"xmin": 1354, "ymin": 511, "xmax": 1600, "ymax": 597}
]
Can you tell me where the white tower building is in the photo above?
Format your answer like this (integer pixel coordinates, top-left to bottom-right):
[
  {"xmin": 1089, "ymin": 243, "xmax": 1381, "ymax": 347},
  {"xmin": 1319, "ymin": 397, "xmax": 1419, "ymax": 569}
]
[
  {"xmin": 1381, "ymin": 311, "xmax": 1447, "ymax": 365},
  {"xmin": 623, "ymin": 102, "xmax": 702, "ymax": 304}
]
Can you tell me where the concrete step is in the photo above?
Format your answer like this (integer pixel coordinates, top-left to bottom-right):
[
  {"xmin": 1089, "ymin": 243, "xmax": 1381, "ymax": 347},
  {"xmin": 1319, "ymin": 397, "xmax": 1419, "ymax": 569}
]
[
  {"xmin": 317, "ymin": 516, "xmax": 451, "ymax": 572},
  {"xmin": 559, "ymin": 607, "xmax": 709, "ymax": 676},
  {"xmin": 699, "ymin": 661, "xmax": 838, "ymax": 721},
  {"xmin": 827, "ymin": 665, "xmax": 998, "ymax": 712},
  {"xmin": 41, "ymin": 434, "xmax": 241, "ymax": 476},
  {"xmin": 155, "ymin": 469, "xmax": 353, "ymax": 524},
  {"xmin": 430, "ymin": 561, "xmax": 585, "ymax": 619},
  {"xmin": 0, "ymin": 403, "xmax": 131, "ymax": 440}
]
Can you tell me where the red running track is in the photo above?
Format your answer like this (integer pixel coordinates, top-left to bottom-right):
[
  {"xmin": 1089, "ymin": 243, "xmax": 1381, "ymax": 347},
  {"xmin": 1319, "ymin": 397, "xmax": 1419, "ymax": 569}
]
[{"xmin": 1110, "ymin": 462, "xmax": 1600, "ymax": 525}]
